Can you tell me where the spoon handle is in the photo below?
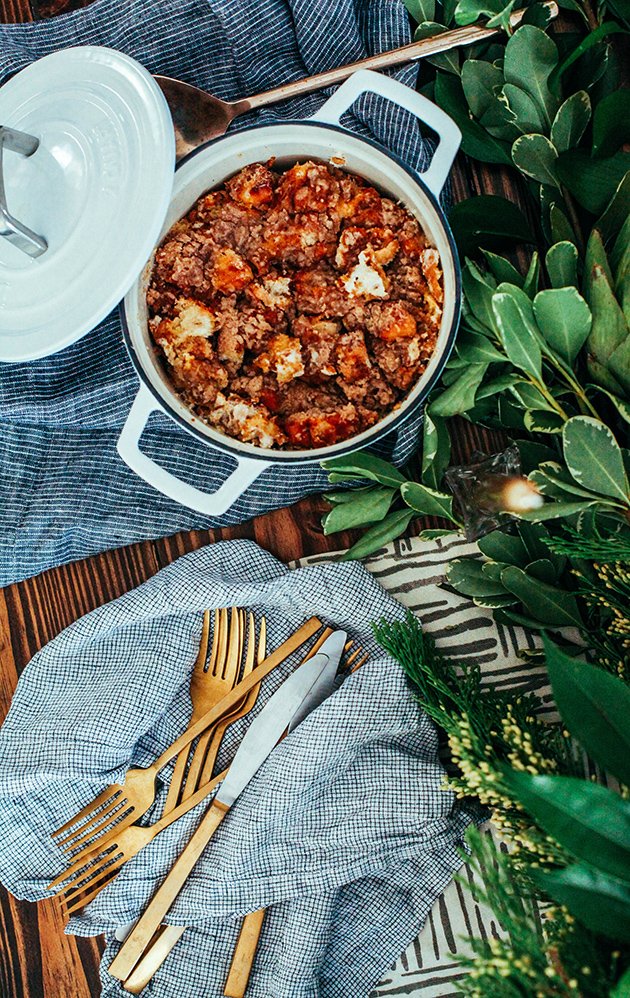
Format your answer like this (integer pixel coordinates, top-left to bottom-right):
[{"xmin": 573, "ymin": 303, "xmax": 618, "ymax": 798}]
[{"xmin": 241, "ymin": 1, "xmax": 557, "ymax": 114}]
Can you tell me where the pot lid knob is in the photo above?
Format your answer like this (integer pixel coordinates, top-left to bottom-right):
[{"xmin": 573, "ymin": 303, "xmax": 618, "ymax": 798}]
[{"xmin": 0, "ymin": 126, "xmax": 48, "ymax": 259}]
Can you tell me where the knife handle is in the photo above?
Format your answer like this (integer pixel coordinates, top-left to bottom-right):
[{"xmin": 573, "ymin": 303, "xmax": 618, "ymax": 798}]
[
  {"xmin": 109, "ymin": 800, "xmax": 230, "ymax": 981},
  {"xmin": 224, "ymin": 908, "xmax": 266, "ymax": 997},
  {"xmin": 122, "ymin": 925, "xmax": 186, "ymax": 993}
]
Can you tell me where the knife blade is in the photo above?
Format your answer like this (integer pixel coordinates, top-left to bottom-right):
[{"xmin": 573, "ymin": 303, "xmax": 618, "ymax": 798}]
[
  {"xmin": 288, "ymin": 629, "xmax": 346, "ymax": 732},
  {"xmin": 109, "ymin": 646, "xmax": 332, "ymax": 981}
]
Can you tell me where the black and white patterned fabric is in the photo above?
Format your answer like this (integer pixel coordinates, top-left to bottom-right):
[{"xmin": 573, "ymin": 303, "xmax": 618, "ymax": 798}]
[
  {"xmin": 0, "ymin": 540, "xmax": 475, "ymax": 997},
  {"xmin": 0, "ymin": 0, "xmax": 435, "ymax": 588}
]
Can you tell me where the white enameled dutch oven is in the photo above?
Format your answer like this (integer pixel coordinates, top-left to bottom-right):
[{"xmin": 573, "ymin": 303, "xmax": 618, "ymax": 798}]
[
  {"xmin": 119, "ymin": 69, "xmax": 463, "ymax": 516},
  {"xmin": 0, "ymin": 51, "xmax": 461, "ymax": 516}
]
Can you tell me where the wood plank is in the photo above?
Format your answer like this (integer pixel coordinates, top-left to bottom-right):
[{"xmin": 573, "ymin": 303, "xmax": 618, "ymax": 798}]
[{"xmin": 0, "ymin": 0, "xmax": 33, "ymax": 22}]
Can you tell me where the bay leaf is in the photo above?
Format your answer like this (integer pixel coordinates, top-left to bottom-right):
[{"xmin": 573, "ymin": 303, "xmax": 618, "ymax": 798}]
[
  {"xmin": 338, "ymin": 508, "xmax": 415, "ymax": 562},
  {"xmin": 562, "ymin": 416, "xmax": 630, "ymax": 504},
  {"xmin": 322, "ymin": 487, "xmax": 396, "ymax": 535},
  {"xmin": 503, "ymin": 25, "xmax": 560, "ymax": 126},
  {"xmin": 492, "ymin": 291, "xmax": 543, "ymax": 380},
  {"xmin": 533, "ymin": 287, "xmax": 592, "ymax": 364}
]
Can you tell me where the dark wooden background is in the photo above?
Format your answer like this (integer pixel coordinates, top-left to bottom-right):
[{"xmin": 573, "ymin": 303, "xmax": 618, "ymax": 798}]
[{"xmin": 0, "ymin": 1, "xmax": 522, "ymax": 991}]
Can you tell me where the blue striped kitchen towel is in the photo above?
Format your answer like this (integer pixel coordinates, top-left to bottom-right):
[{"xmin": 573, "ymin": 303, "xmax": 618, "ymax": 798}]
[
  {"xmin": 0, "ymin": 0, "xmax": 437, "ymax": 587},
  {"xmin": 0, "ymin": 539, "xmax": 476, "ymax": 997}
]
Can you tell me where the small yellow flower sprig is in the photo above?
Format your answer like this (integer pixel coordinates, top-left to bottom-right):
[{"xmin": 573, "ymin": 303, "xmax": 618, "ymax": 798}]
[{"xmin": 444, "ymin": 709, "xmax": 572, "ymax": 871}]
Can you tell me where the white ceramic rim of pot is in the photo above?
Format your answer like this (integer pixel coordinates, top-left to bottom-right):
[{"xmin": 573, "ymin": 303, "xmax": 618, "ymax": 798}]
[{"xmin": 121, "ymin": 119, "xmax": 461, "ymax": 467}]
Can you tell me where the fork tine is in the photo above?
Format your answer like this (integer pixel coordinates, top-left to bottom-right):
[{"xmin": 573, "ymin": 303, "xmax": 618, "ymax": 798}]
[
  {"xmin": 196, "ymin": 609, "xmax": 211, "ymax": 673},
  {"xmin": 62, "ymin": 856, "xmax": 127, "ymax": 914},
  {"xmin": 49, "ymin": 836, "xmax": 120, "ymax": 891},
  {"xmin": 351, "ymin": 652, "xmax": 368, "ymax": 673},
  {"xmin": 212, "ymin": 608, "xmax": 229, "ymax": 676},
  {"xmin": 257, "ymin": 616, "xmax": 266, "ymax": 665},
  {"xmin": 59, "ymin": 798, "xmax": 133, "ymax": 854},
  {"xmin": 180, "ymin": 608, "xmax": 248, "ymax": 801},
  {"xmin": 52, "ymin": 786, "xmax": 123, "ymax": 839},
  {"xmin": 54, "ymin": 843, "xmax": 123, "ymax": 896},
  {"xmin": 53, "ymin": 788, "xmax": 125, "ymax": 845}
]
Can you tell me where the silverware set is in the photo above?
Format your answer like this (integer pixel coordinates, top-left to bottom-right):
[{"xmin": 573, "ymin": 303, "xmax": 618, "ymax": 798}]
[{"xmin": 48, "ymin": 610, "xmax": 366, "ymax": 994}]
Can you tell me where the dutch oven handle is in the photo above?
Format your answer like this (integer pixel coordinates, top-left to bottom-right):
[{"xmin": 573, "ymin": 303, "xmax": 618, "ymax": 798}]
[
  {"xmin": 116, "ymin": 383, "xmax": 268, "ymax": 516},
  {"xmin": 310, "ymin": 69, "xmax": 461, "ymax": 199}
]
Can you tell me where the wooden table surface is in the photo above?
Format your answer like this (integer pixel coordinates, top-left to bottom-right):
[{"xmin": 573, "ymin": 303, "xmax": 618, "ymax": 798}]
[{"xmin": 0, "ymin": 0, "xmax": 519, "ymax": 991}]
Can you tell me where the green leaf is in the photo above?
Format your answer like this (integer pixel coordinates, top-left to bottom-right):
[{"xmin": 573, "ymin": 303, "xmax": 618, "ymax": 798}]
[
  {"xmin": 401, "ymin": 481, "xmax": 454, "ymax": 519},
  {"xmin": 563, "ymin": 416, "xmax": 630, "ymax": 504},
  {"xmin": 522, "ymin": 251, "xmax": 540, "ymax": 299},
  {"xmin": 550, "ymin": 91, "xmax": 591, "ymax": 155},
  {"xmin": 453, "ymin": 0, "xmax": 515, "ymax": 25},
  {"xmin": 609, "ymin": 335, "xmax": 630, "ymax": 396},
  {"xmin": 500, "ymin": 565, "xmax": 582, "ymax": 626},
  {"xmin": 592, "ymin": 90, "xmax": 630, "ymax": 159},
  {"xmin": 546, "ymin": 241, "xmax": 578, "ymax": 289},
  {"xmin": 450, "ymin": 197, "xmax": 535, "ymax": 256},
  {"xmin": 550, "ymin": 21, "xmax": 629, "ymax": 88},
  {"xmin": 556, "ymin": 149, "xmax": 630, "ymax": 216},
  {"xmin": 321, "ymin": 452, "xmax": 408, "ymax": 488},
  {"xmin": 586, "ymin": 265, "xmax": 630, "ymax": 395},
  {"xmin": 509, "ymin": 380, "xmax": 548, "ymax": 409},
  {"xmin": 434, "ymin": 72, "xmax": 512, "ymax": 165},
  {"xmin": 447, "ymin": 557, "xmax": 510, "ymax": 596},
  {"xmin": 477, "ymin": 529, "xmax": 529, "ymax": 566},
  {"xmin": 503, "ymin": 25, "xmax": 560, "ymax": 126},
  {"xmin": 414, "ymin": 22, "xmax": 461, "ymax": 75},
  {"xmin": 532, "ymin": 288, "xmax": 592, "ymax": 364},
  {"xmin": 338, "ymin": 508, "xmax": 415, "ymax": 562},
  {"xmin": 322, "ymin": 486, "xmax": 374, "ymax": 505},
  {"xmin": 588, "ymin": 385, "xmax": 630, "ymax": 426},
  {"xmin": 595, "ymin": 171, "xmax": 630, "ymax": 247},
  {"xmin": 402, "ymin": 0, "xmax": 436, "ymax": 21},
  {"xmin": 418, "ymin": 528, "xmax": 459, "ymax": 539},
  {"xmin": 502, "ymin": 771, "xmax": 630, "ymax": 882},
  {"xmin": 584, "ymin": 229, "xmax": 613, "ymax": 303},
  {"xmin": 502, "ymin": 83, "xmax": 547, "ymax": 134},
  {"xmin": 481, "ymin": 250, "xmax": 524, "ymax": 288},
  {"xmin": 533, "ymin": 865, "xmax": 630, "ymax": 941},
  {"xmin": 322, "ymin": 486, "xmax": 395, "ymax": 535},
  {"xmin": 473, "ymin": 592, "xmax": 521, "ymax": 608},
  {"xmin": 515, "ymin": 519, "xmax": 551, "ymax": 561},
  {"xmin": 512, "ymin": 134, "xmax": 559, "ymax": 188},
  {"xmin": 460, "ymin": 59, "xmax": 504, "ymax": 120},
  {"xmin": 537, "ymin": 460, "xmax": 607, "ymax": 500},
  {"xmin": 517, "ymin": 439, "xmax": 560, "ymax": 474},
  {"xmin": 544, "ymin": 636, "xmax": 630, "ymax": 785},
  {"xmin": 456, "ymin": 330, "xmax": 506, "ymax": 363},
  {"xmin": 475, "ymin": 374, "xmax": 520, "ymax": 399},
  {"xmin": 525, "ymin": 557, "xmax": 558, "ymax": 584},
  {"xmin": 462, "ymin": 258, "xmax": 497, "ymax": 329},
  {"xmin": 429, "ymin": 362, "xmax": 489, "ymax": 417},
  {"xmin": 421, "ymin": 410, "xmax": 451, "ymax": 491},
  {"xmin": 550, "ymin": 203, "xmax": 576, "ymax": 245},
  {"xmin": 611, "ymin": 966, "xmax": 630, "ymax": 998},
  {"xmin": 518, "ymin": 499, "xmax": 598, "ymax": 521},
  {"xmin": 492, "ymin": 291, "xmax": 542, "ymax": 380}
]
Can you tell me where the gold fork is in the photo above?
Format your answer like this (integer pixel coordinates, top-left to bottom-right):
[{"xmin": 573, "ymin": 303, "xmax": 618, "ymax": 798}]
[
  {"xmin": 53, "ymin": 608, "xmax": 242, "ymax": 856},
  {"xmin": 162, "ymin": 608, "xmax": 240, "ymax": 815},
  {"xmin": 49, "ymin": 615, "xmax": 266, "ymax": 914},
  {"xmin": 49, "ymin": 617, "xmax": 322, "ymax": 854},
  {"xmin": 181, "ymin": 614, "xmax": 266, "ymax": 802}
]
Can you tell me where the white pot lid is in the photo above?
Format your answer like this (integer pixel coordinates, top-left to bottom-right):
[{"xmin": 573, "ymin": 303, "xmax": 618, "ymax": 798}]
[{"xmin": 0, "ymin": 46, "xmax": 175, "ymax": 363}]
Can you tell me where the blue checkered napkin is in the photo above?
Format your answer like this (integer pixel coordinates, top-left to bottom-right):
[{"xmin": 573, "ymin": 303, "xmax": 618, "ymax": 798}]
[
  {"xmin": 0, "ymin": 540, "xmax": 473, "ymax": 997},
  {"xmin": 0, "ymin": 0, "xmax": 432, "ymax": 588}
]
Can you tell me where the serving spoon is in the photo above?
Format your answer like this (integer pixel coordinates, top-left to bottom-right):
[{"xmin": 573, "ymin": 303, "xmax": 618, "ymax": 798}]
[{"xmin": 156, "ymin": 1, "xmax": 558, "ymax": 161}]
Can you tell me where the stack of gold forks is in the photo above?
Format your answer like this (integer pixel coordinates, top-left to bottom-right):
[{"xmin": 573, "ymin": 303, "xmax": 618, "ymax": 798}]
[
  {"xmin": 48, "ymin": 610, "xmax": 366, "ymax": 994},
  {"xmin": 49, "ymin": 612, "xmax": 365, "ymax": 912}
]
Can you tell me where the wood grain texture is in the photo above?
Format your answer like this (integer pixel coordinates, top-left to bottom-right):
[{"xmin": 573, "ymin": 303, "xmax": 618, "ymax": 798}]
[{"xmin": 0, "ymin": 7, "xmax": 523, "ymax": 991}]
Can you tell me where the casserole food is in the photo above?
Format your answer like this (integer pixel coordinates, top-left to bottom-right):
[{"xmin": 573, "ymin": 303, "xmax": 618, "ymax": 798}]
[
  {"xmin": 120, "ymin": 70, "xmax": 462, "ymax": 515},
  {"xmin": 147, "ymin": 159, "xmax": 444, "ymax": 451}
]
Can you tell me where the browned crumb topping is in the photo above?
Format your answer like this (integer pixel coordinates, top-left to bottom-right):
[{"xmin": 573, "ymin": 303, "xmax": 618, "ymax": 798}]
[{"xmin": 147, "ymin": 160, "xmax": 443, "ymax": 450}]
